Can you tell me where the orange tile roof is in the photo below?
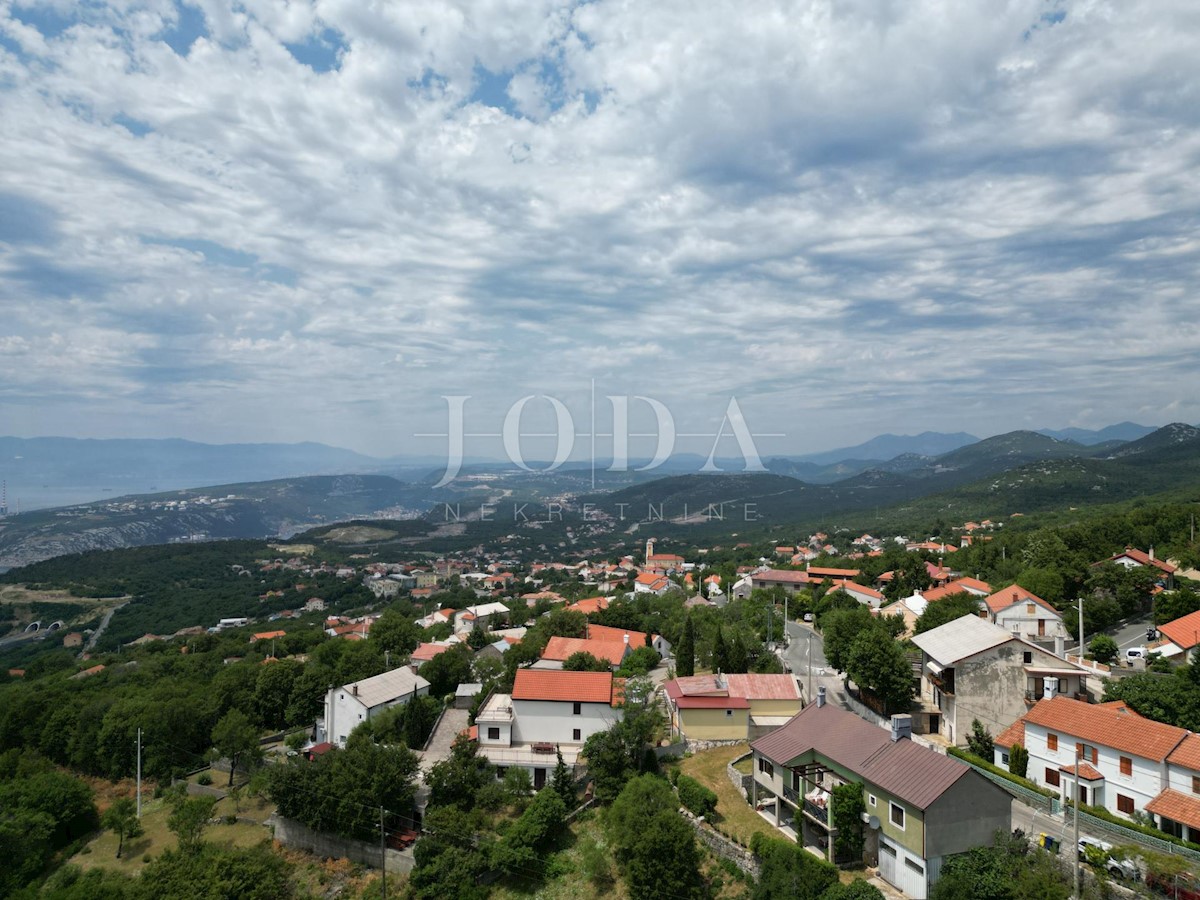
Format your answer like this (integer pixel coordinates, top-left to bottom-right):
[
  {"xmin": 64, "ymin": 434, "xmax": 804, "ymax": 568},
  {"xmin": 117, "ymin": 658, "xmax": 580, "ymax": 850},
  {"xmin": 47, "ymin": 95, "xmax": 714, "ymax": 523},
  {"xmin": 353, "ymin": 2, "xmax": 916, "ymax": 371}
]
[
  {"xmin": 1024, "ymin": 696, "xmax": 1187, "ymax": 762},
  {"xmin": 411, "ymin": 642, "xmax": 452, "ymax": 662},
  {"xmin": 586, "ymin": 623, "xmax": 651, "ymax": 646},
  {"xmin": 807, "ymin": 566, "xmax": 860, "ymax": 578},
  {"xmin": 837, "ymin": 582, "xmax": 884, "ymax": 600},
  {"xmin": 1159, "ymin": 609, "xmax": 1200, "ymax": 651},
  {"xmin": 921, "ymin": 584, "xmax": 983, "ymax": 603},
  {"xmin": 542, "ymin": 636, "xmax": 627, "ymax": 666},
  {"xmin": 1168, "ymin": 733, "xmax": 1200, "ymax": 771},
  {"xmin": 251, "ymin": 630, "xmax": 288, "ymax": 642},
  {"xmin": 1146, "ymin": 789, "xmax": 1200, "ymax": 830},
  {"xmin": 512, "ymin": 669, "xmax": 615, "ymax": 704},
  {"xmin": 984, "ymin": 585, "xmax": 1058, "ymax": 616},
  {"xmin": 565, "ymin": 597, "xmax": 609, "ymax": 615},
  {"xmin": 995, "ymin": 719, "xmax": 1025, "ymax": 750},
  {"xmin": 1112, "ymin": 547, "xmax": 1177, "ymax": 575},
  {"xmin": 1058, "ymin": 761, "xmax": 1104, "ymax": 780}
]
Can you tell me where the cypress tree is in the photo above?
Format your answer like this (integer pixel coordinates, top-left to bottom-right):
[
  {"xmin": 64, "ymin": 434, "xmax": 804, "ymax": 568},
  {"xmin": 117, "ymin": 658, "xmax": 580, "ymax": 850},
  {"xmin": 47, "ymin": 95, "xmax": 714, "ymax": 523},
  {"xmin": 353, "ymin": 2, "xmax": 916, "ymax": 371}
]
[{"xmin": 676, "ymin": 615, "xmax": 696, "ymax": 677}]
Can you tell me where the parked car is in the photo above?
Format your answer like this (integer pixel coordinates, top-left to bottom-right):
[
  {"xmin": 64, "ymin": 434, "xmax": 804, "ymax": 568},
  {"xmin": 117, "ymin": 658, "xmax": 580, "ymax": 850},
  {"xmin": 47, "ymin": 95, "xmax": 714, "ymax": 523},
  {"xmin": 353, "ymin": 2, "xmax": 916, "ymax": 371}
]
[
  {"xmin": 1126, "ymin": 647, "xmax": 1147, "ymax": 663},
  {"xmin": 802, "ymin": 612, "xmax": 814, "ymax": 622},
  {"xmin": 1077, "ymin": 837, "xmax": 1139, "ymax": 880}
]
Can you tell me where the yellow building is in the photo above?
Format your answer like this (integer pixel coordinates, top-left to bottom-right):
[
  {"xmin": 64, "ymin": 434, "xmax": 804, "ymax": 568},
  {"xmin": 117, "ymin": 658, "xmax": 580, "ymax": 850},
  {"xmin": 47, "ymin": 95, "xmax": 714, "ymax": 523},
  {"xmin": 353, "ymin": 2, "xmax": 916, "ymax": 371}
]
[{"xmin": 665, "ymin": 673, "xmax": 803, "ymax": 742}]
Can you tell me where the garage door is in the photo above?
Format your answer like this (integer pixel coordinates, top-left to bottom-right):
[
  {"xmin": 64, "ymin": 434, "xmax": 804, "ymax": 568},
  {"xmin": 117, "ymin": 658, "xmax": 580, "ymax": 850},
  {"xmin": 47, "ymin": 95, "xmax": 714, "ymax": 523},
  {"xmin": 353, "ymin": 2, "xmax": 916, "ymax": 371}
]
[{"xmin": 880, "ymin": 837, "xmax": 927, "ymax": 899}]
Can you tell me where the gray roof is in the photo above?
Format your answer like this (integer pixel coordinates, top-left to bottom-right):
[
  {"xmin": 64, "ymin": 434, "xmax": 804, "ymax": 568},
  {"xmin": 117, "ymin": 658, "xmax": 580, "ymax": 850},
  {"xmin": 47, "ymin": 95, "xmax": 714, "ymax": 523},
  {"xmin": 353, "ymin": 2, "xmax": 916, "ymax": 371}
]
[
  {"xmin": 343, "ymin": 667, "xmax": 430, "ymax": 710},
  {"xmin": 456, "ymin": 682, "xmax": 483, "ymax": 698},
  {"xmin": 910, "ymin": 613, "xmax": 1013, "ymax": 665},
  {"xmin": 752, "ymin": 703, "xmax": 977, "ymax": 810}
]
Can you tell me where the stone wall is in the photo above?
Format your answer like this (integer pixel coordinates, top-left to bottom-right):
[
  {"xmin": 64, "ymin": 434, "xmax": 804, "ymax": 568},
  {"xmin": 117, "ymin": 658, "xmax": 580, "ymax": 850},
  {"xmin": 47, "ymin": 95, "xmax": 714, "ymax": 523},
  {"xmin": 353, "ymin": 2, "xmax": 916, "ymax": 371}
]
[
  {"xmin": 268, "ymin": 814, "xmax": 415, "ymax": 874},
  {"xmin": 686, "ymin": 737, "xmax": 747, "ymax": 754},
  {"xmin": 679, "ymin": 808, "xmax": 761, "ymax": 880},
  {"xmin": 727, "ymin": 751, "xmax": 753, "ymax": 800}
]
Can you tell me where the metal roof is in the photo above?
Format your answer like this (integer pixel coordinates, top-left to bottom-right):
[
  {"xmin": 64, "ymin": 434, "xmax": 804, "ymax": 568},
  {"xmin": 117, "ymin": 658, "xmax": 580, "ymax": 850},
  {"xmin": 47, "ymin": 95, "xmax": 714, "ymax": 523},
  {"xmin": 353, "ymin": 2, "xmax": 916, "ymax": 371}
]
[
  {"xmin": 342, "ymin": 667, "xmax": 430, "ymax": 710},
  {"xmin": 911, "ymin": 614, "xmax": 1013, "ymax": 664},
  {"xmin": 752, "ymin": 703, "xmax": 978, "ymax": 810}
]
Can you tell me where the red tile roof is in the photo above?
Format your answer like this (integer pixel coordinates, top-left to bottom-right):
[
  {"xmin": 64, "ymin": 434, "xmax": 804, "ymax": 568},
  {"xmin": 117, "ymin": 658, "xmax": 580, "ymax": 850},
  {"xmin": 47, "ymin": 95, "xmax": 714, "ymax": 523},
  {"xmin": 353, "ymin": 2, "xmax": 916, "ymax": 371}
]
[
  {"xmin": 1146, "ymin": 789, "xmax": 1200, "ymax": 830},
  {"xmin": 1111, "ymin": 547, "xmax": 1177, "ymax": 575},
  {"xmin": 1023, "ymin": 696, "xmax": 1187, "ymax": 762},
  {"xmin": 922, "ymin": 584, "xmax": 983, "ymax": 603},
  {"xmin": 665, "ymin": 673, "xmax": 800, "ymax": 702},
  {"xmin": 984, "ymin": 585, "xmax": 1058, "ymax": 616},
  {"xmin": 411, "ymin": 642, "xmax": 452, "ymax": 662},
  {"xmin": 512, "ymin": 669, "xmax": 615, "ymax": 704},
  {"xmin": 752, "ymin": 569, "xmax": 809, "ymax": 584},
  {"xmin": 565, "ymin": 597, "xmax": 609, "ymax": 615},
  {"xmin": 251, "ymin": 630, "xmax": 288, "ymax": 642},
  {"xmin": 586, "ymin": 623, "xmax": 651, "ymax": 646},
  {"xmin": 1158, "ymin": 610, "xmax": 1200, "ymax": 651},
  {"xmin": 994, "ymin": 719, "xmax": 1025, "ymax": 750}
]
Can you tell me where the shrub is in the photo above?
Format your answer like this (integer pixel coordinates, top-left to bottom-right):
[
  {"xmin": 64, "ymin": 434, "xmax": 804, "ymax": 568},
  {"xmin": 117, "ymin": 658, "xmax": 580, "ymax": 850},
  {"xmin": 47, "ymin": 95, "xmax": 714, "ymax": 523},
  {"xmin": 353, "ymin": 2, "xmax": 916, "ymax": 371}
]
[
  {"xmin": 197, "ymin": 772, "xmax": 213, "ymax": 786},
  {"xmin": 676, "ymin": 774, "xmax": 717, "ymax": 819}
]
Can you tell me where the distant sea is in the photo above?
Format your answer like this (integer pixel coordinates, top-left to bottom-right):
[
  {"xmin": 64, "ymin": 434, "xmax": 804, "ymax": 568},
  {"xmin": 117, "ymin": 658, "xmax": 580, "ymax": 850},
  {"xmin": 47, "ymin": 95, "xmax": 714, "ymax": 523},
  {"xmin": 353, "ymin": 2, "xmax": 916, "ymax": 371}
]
[{"xmin": 2, "ymin": 484, "xmax": 158, "ymax": 513}]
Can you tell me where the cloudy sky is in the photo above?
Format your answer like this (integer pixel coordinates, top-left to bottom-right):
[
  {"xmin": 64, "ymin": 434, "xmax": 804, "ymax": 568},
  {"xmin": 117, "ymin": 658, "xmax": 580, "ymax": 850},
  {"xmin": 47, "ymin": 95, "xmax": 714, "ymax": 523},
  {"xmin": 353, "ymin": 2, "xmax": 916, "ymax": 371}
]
[{"xmin": 1, "ymin": 0, "xmax": 1198, "ymax": 462}]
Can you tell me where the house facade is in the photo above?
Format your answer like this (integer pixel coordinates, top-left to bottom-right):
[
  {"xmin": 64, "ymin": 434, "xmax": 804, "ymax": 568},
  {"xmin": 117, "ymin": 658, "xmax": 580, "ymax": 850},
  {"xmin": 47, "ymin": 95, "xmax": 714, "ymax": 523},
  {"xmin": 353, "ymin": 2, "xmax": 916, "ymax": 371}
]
[
  {"xmin": 751, "ymin": 697, "xmax": 1011, "ymax": 899},
  {"xmin": 319, "ymin": 667, "xmax": 431, "ymax": 748},
  {"xmin": 912, "ymin": 614, "xmax": 1090, "ymax": 746},
  {"xmin": 984, "ymin": 585, "xmax": 1067, "ymax": 641},
  {"xmin": 995, "ymin": 696, "xmax": 1200, "ymax": 841},
  {"xmin": 664, "ymin": 673, "xmax": 802, "ymax": 742},
  {"xmin": 476, "ymin": 669, "xmax": 624, "ymax": 787}
]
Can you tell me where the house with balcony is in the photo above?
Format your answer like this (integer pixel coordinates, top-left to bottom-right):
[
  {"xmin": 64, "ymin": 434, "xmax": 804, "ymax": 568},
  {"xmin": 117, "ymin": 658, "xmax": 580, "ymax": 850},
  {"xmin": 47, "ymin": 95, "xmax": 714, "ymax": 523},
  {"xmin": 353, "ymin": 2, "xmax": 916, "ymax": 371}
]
[
  {"xmin": 750, "ymin": 694, "xmax": 1011, "ymax": 899},
  {"xmin": 664, "ymin": 673, "xmax": 803, "ymax": 743},
  {"xmin": 475, "ymin": 668, "xmax": 624, "ymax": 788},
  {"xmin": 912, "ymin": 614, "xmax": 1090, "ymax": 746}
]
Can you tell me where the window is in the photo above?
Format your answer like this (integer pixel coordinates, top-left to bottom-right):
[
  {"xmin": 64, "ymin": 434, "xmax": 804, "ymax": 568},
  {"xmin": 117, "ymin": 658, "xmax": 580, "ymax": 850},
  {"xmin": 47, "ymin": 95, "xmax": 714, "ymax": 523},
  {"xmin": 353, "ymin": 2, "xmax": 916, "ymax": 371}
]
[
  {"xmin": 573, "ymin": 728, "xmax": 581, "ymax": 741},
  {"xmin": 868, "ymin": 794, "xmax": 877, "ymax": 808},
  {"xmin": 487, "ymin": 727, "xmax": 500, "ymax": 741},
  {"xmin": 726, "ymin": 709, "xmax": 734, "ymax": 717},
  {"xmin": 890, "ymin": 802, "xmax": 905, "ymax": 829},
  {"xmin": 905, "ymin": 858, "xmax": 925, "ymax": 875},
  {"xmin": 758, "ymin": 759, "xmax": 774, "ymax": 778},
  {"xmin": 1077, "ymin": 743, "xmax": 1098, "ymax": 764},
  {"xmin": 1193, "ymin": 775, "xmax": 1200, "ymax": 795},
  {"xmin": 496, "ymin": 767, "xmax": 507, "ymax": 779},
  {"xmin": 880, "ymin": 842, "xmax": 896, "ymax": 857},
  {"xmin": 1117, "ymin": 794, "xmax": 1135, "ymax": 815},
  {"xmin": 1023, "ymin": 651, "xmax": 1033, "ymax": 664},
  {"xmin": 1047, "ymin": 733, "xmax": 1058, "ymax": 751},
  {"xmin": 1119, "ymin": 756, "xmax": 1132, "ymax": 776},
  {"xmin": 1045, "ymin": 768, "xmax": 1061, "ymax": 787},
  {"xmin": 573, "ymin": 702, "xmax": 582, "ymax": 715},
  {"xmin": 1026, "ymin": 603, "xmax": 1036, "ymax": 615},
  {"xmin": 1001, "ymin": 752, "xmax": 1010, "ymax": 766}
]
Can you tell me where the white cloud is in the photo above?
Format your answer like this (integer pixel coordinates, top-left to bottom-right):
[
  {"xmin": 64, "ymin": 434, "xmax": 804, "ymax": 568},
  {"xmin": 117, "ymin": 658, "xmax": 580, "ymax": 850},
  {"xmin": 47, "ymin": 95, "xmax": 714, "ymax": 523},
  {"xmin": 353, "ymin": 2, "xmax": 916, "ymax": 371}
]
[{"xmin": 0, "ymin": 0, "xmax": 1198, "ymax": 457}]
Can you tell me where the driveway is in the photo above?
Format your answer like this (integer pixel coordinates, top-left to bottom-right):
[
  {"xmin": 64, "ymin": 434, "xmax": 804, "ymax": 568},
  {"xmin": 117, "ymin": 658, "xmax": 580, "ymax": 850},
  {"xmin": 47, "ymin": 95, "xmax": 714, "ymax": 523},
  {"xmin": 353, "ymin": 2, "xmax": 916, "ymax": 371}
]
[{"xmin": 416, "ymin": 707, "xmax": 470, "ymax": 769}]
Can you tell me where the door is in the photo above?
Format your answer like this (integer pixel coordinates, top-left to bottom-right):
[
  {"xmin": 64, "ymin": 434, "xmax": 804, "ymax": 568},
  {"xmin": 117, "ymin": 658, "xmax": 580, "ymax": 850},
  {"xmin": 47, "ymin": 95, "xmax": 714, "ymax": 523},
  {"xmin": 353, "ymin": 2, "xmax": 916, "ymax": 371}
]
[
  {"xmin": 534, "ymin": 767, "xmax": 546, "ymax": 789},
  {"xmin": 1038, "ymin": 619, "xmax": 1046, "ymax": 636},
  {"xmin": 879, "ymin": 839, "xmax": 897, "ymax": 888}
]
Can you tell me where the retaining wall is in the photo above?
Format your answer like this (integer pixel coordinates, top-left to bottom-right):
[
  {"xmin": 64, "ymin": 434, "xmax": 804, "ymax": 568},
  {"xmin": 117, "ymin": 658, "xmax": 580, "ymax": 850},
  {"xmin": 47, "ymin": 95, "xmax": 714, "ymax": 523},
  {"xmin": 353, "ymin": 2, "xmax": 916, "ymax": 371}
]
[
  {"xmin": 679, "ymin": 808, "xmax": 761, "ymax": 880},
  {"xmin": 268, "ymin": 814, "xmax": 415, "ymax": 874},
  {"xmin": 727, "ymin": 751, "xmax": 753, "ymax": 800}
]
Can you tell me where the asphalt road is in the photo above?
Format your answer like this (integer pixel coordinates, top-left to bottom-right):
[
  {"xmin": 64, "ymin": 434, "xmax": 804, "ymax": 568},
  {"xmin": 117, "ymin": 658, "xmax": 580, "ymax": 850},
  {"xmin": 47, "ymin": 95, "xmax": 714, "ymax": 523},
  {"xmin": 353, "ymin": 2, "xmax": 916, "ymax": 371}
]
[{"xmin": 783, "ymin": 620, "xmax": 845, "ymax": 707}]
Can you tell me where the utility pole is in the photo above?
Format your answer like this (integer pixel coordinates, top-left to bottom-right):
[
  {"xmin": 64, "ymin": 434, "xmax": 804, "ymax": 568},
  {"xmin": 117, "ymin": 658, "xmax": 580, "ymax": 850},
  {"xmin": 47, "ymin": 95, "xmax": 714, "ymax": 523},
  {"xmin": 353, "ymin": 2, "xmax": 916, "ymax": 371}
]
[
  {"xmin": 1073, "ymin": 750, "xmax": 1081, "ymax": 900},
  {"xmin": 783, "ymin": 594, "xmax": 788, "ymax": 648},
  {"xmin": 380, "ymin": 806, "xmax": 387, "ymax": 900},
  {"xmin": 807, "ymin": 631, "xmax": 813, "ymax": 703},
  {"xmin": 1078, "ymin": 597, "xmax": 1085, "ymax": 659},
  {"xmin": 136, "ymin": 727, "xmax": 142, "ymax": 818}
]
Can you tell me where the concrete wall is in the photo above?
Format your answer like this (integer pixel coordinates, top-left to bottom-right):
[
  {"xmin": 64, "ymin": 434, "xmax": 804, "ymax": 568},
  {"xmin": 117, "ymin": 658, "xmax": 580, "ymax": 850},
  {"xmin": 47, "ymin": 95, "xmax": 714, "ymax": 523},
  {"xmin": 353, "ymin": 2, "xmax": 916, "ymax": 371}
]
[
  {"xmin": 269, "ymin": 815, "xmax": 414, "ymax": 874},
  {"xmin": 951, "ymin": 643, "xmax": 1032, "ymax": 747},
  {"xmin": 923, "ymin": 770, "xmax": 1012, "ymax": 859},
  {"xmin": 747, "ymin": 697, "xmax": 803, "ymax": 719},
  {"xmin": 993, "ymin": 605, "xmax": 1067, "ymax": 640}
]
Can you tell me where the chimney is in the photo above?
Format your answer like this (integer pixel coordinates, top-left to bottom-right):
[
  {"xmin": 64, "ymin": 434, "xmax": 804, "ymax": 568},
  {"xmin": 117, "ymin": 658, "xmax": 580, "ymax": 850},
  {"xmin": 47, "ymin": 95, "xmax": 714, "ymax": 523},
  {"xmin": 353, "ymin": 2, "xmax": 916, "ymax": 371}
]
[
  {"xmin": 1150, "ymin": 546, "xmax": 1155, "ymax": 561},
  {"xmin": 351, "ymin": 684, "xmax": 358, "ymax": 696},
  {"xmin": 890, "ymin": 714, "xmax": 912, "ymax": 742},
  {"xmin": 623, "ymin": 633, "xmax": 630, "ymax": 646},
  {"xmin": 817, "ymin": 686, "xmax": 826, "ymax": 708},
  {"xmin": 1055, "ymin": 634, "xmax": 1066, "ymax": 658},
  {"xmin": 1043, "ymin": 676, "xmax": 1059, "ymax": 700}
]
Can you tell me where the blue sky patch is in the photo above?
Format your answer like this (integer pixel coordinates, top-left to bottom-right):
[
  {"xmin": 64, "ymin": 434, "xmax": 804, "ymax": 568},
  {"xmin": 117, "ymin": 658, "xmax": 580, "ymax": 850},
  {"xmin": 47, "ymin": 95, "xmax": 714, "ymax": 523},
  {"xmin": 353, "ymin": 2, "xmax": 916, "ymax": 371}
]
[
  {"xmin": 113, "ymin": 114, "xmax": 153, "ymax": 137},
  {"xmin": 469, "ymin": 63, "xmax": 518, "ymax": 115},
  {"xmin": 284, "ymin": 26, "xmax": 346, "ymax": 73},
  {"xmin": 158, "ymin": 1, "xmax": 208, "ymax": 56}
]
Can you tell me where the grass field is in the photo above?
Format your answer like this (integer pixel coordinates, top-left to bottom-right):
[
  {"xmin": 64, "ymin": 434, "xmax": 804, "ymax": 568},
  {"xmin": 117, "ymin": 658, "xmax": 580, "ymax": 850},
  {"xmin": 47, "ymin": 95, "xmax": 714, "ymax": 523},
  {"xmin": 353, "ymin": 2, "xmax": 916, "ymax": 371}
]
[
  {"xmin": 72, "ymin": 796, "xmax": 274, "ymax": 876},
  {"xmin": 680, "ymin": 744, "xmax": 779, "ymax": 848}
]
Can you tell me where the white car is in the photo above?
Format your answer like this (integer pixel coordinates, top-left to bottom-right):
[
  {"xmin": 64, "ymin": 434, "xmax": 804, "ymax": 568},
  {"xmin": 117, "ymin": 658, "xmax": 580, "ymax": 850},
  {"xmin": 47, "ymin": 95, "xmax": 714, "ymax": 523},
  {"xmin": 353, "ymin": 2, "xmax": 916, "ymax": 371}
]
[
  {"xmin": 1125, "ymin": 647, "xmax": 1146, "ymax": 663},
  {"xmin": 1077, "ymin": 837, "xmax": 1139, "ymax": 879}
]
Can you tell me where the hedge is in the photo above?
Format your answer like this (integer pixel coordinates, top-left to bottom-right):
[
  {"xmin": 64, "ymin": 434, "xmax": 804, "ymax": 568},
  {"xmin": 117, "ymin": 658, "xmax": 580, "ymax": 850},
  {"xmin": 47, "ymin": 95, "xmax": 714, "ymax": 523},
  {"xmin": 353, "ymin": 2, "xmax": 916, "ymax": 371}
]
[
  {"xmin": 677, "ymin": 774, "xmax": 718, "ymax": 819},
  {"xmin": 946, "ymin": 747, "xmax": 1057, "ymax": 798}
]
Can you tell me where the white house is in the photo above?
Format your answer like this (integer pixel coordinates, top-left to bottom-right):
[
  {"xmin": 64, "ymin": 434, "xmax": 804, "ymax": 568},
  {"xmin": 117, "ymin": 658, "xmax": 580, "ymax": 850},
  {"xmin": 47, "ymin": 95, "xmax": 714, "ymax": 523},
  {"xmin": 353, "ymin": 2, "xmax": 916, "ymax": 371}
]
[
  {"xmin": 454, "ymin": 602, "xmax": 510, "ymax": 632},
  {"xmin": 982, "ymin": 585, "xmax": 1068, "ymax": 641},
  {"xmin": 319, "ymin": 667, "xmax": 431, "ymax": 748},
  {"xmin": 476, "ymin": 668, "xmax": 623, "ymax": 788},
  {"xmin": 633, "ymin": 572, "xmax": 671, "ymax": 595},
  {"xmin": 835, "ymin": 582, "xmax": 886, "ymax": 609},
  {"xmin": 995, "ymin": 696, "xmax": 1200, "ymax": 836}
]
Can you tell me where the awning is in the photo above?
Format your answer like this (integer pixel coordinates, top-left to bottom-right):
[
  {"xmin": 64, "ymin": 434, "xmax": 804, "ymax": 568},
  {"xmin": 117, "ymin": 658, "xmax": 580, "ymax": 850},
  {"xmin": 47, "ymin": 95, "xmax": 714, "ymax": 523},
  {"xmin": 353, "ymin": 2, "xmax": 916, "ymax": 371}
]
[
  {"xmin": 925, "ymin": 661, "xmax": 944, "ymax": 676},
  {"xmin": 750, "ymin": 715, "xmax": 794, "ymax": 727}
]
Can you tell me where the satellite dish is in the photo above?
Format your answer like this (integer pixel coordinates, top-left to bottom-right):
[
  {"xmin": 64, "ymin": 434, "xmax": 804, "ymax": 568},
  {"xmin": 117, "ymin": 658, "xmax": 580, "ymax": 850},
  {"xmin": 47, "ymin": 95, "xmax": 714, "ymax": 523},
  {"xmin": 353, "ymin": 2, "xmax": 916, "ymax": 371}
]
[{"xmin": 861, "ymin": 812, "xmax": 880, "ymax": 829}]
